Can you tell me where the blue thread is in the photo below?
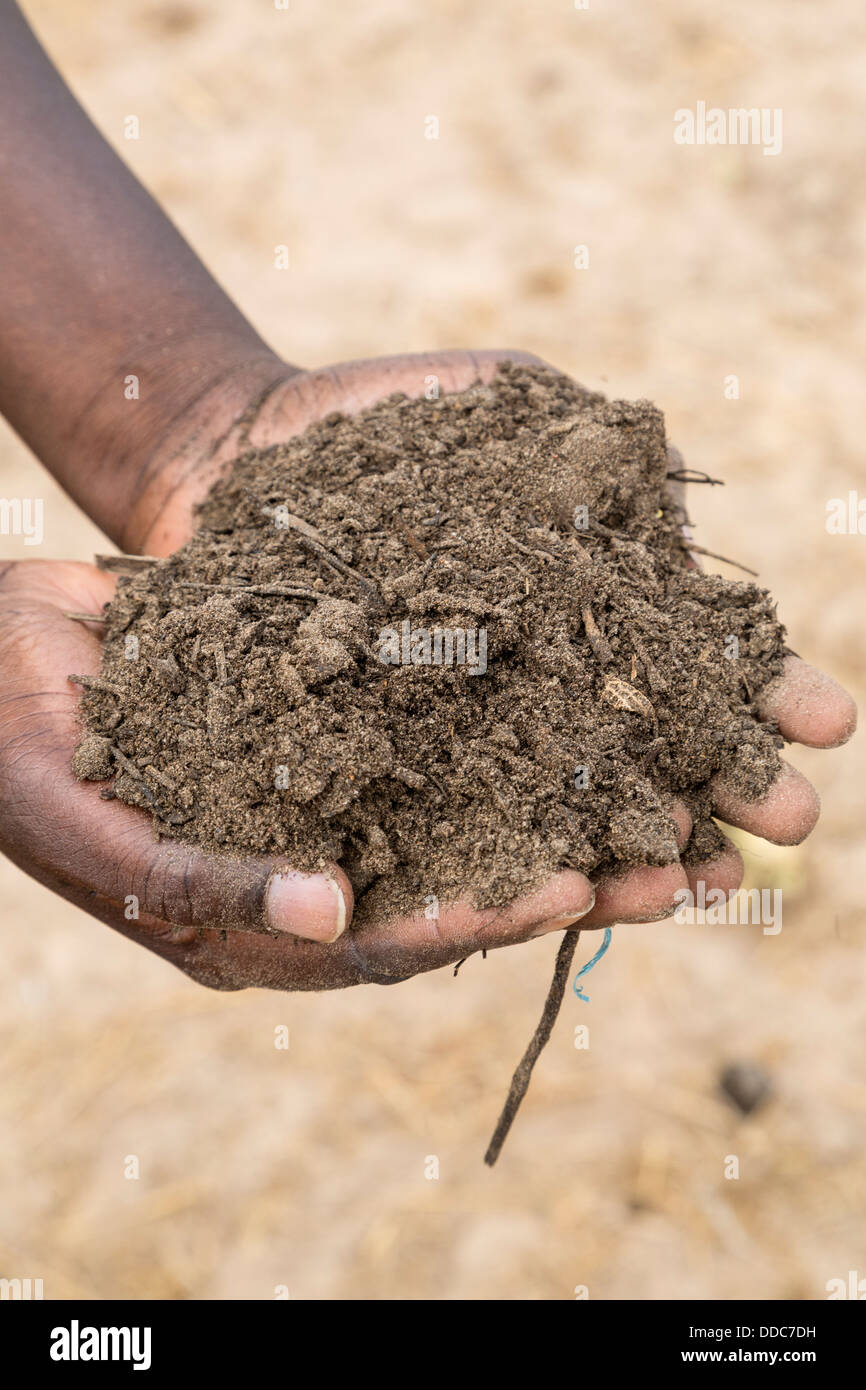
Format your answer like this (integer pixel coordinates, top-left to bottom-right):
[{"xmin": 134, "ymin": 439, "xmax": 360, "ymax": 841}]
[{"xmin": 573, "ymin": 927, "xmax": 613, "ymax": 1002}]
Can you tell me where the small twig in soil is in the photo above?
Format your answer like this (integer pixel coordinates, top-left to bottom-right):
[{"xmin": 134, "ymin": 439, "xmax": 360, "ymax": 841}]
[
  {"xmin": 108, "ymin": 744, "xmax": 158, "ymax": 811},
  {"xmin": 63, "ymin": 611, "xmax": 107, "ymax": 624},
  {"xmin": 666, "ymin": 469, "xmax": 724, "ymax": 486},
  {"xmin": 570, "ymin": 535, "xmax": 593, "ymax": 562},
  {"xmin": 679, "ymin": 542, "xmax": 758, "ymax": 577},
  {"xmin": 257, "ymin": 501, "xmax": 327, "ymax": 544},
  {"xmin": 176, "ymin": 581, "xmax": 322, "ymax": 600},
  {"xmin": 509, "ymin": 535, "xmax": 565, "ymax": 565},
  {"xmin": 509, "ymin": 537, "xmax": 541, "ymax": 560},
  {"xmin": 484, "ymin": 931, "xmax": 581, "ymax": 1166},
  {"xmin": 109, "ymin": 745, "xmax": 141, "ymax": 778},
  {"xmin": 296, "ymin": 534, "xmax": 380, "ymax": 600},
  {"xmin": 95, "ymin": 554, "xmax": 159, "ymax": 573},
  {"xmin": 67, "ymin": 673, "xmax": 124, "ymax": 695},
  {"xmin": 208, "ymin": 639, "xmax": 228, "ymax": 687},
  {"xmin": 425, "ymin": 768, "xmax": 448, "ymax": 799},
  {"xmin": 240, "ymin": 495, "xmax": 379, "ymax": 596},
  {"xmin": 144, "ymin": 764, "xmax": 177, "ymax": 791},
  {"xmin": 587, "ymin": 518, "xmax": 622, "ymax": 539},
  {"xmin": 543, "ymin": 416, "xmax": 584, "ymax": 436},
  {"xmin": 110, "ymin": 747, "xmax": 186, "ymax": 823},
  {"xmin": 391, "ymin": 766, "xmax": 427, "ymax": 790},
  {"xmin": 453, "ymin": 948, "xmax": 488, "ymax": 977}
]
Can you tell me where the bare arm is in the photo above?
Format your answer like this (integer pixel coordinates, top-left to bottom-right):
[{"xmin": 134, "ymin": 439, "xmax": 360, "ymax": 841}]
[{"xmin": 0, "ymin": 0, "xmax": 294, "ymax": 548}]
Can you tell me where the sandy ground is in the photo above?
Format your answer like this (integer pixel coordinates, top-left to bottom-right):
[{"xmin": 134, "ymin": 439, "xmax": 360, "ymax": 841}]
[{"xmin": 0, "ymin": 0, "xmax": 864, "ymax": 1300}]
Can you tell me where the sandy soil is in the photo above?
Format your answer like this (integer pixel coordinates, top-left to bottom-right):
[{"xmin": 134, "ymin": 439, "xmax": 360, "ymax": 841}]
[{"xmin": 0, "ymin": 0, "xmax": 863, "ymax": 1300}]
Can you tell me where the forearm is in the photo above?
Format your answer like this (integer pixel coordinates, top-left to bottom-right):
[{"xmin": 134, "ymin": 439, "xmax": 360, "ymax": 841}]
[{"xmin": 0, "ymin": 1, "xmax": 295, "ymax": 545}]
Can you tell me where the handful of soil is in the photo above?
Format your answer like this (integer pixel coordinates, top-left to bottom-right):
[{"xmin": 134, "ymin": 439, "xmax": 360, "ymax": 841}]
[
  {"xmin": 72, "ymin": 363, "xmax": 789, "ymax": 1156},
  {"xmin": 74, "ymin": 363, "xmax": 786, "ymax": 910}
]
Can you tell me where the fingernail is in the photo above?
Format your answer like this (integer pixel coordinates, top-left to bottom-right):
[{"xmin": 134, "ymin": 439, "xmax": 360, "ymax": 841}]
[
  {"xmin": 530, "ymin": 896, "xmax": 595, "ymax": 937},
  {"xmin": 265, "ymin": 870, "xmax": 347, "ymax": 942},
  {"xmin": 616, "ymin": 903, "xmax": 680, "ymax": 924}
]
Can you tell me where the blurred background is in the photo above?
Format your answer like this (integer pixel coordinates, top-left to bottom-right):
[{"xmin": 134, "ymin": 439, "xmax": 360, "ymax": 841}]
[{"xmin": 0, "ymin": 0, "xmax": 864, "ymax": 1300}]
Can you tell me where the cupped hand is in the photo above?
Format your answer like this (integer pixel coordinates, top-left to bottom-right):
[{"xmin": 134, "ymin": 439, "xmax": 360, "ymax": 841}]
[
  {"xmin": 0, "ymin": 552, "xmax": 598, "ymax": 989},
  {"xmin": 0, "ymin": 350, "xmax": 856, "ymax": 989}
]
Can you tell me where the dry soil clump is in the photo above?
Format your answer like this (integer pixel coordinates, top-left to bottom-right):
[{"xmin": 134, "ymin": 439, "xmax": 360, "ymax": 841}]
[{"xmin": 74, "ymin": 364, "xmax": 787, "ymax": 927}]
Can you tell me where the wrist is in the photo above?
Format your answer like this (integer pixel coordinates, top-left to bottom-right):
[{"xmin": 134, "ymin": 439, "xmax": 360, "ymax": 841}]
[{"xmin": 101, "ymin": 344, "xmax": 300, "ymax": 556}]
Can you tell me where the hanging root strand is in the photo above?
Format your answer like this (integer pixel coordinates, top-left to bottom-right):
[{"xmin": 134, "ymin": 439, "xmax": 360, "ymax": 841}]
[{"xmin": 483, "ymin": 930, "xmax": 581, "ymax": 1166}]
